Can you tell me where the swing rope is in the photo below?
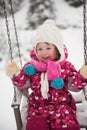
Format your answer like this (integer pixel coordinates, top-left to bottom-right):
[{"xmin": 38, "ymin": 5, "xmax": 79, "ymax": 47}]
[
  {"xmin": 2, "ymin": 0, "xmax": 23, "ymax": 103},
  {"xmin": 83, "ymin": 0, "xmax": 87, "ymax": 65},
  {"xmin": 3, "ymin": 0, "xmax": 13, "ymax": 62},
  {"xmin": 10, "ymin": 0, "xmax": 22, "ymax": 66},
  {"xmin": 3, "ymin": 2, "xmax": 23, "ymax": 128},
  {"xmin": 2, "ymin": 0, "xmax": 22, "ymax": 66}
]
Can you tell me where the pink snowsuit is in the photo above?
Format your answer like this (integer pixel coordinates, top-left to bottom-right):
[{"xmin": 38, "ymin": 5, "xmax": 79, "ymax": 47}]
[{"xmin": 12, "ymin": 48, "xmax": 87, "ymax": 130}]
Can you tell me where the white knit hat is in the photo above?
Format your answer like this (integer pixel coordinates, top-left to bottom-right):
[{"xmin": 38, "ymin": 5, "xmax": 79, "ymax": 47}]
[{"xmin": 34, "ymin": 19, "xmax": 65, "ymax": 62}]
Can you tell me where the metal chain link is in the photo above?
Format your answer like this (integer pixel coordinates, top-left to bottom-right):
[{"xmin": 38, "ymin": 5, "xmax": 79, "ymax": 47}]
[
  {"xmin": 3, "ymin": 0, "xmax": 13, "ymax": 62},
  {"xmin": 2, "ymin": 0, "xmax": 22, "ymax": 66},
  {"xmin": 2, "ymin": 0, "xmax": 23, "ymax": 102},
  {"xmin": 9, "ymin": 0, "xmax": 22, "ymax": 66},
  {"xmin": 83, "ymin": 0, "xmax": 87, "ymax": 64}
]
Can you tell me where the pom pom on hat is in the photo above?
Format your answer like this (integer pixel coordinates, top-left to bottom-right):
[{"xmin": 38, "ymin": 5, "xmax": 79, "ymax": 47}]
[
  {"xmin": 34, "ymin": 19, "xmax": 65, "ymax": 62},
  {"xmin": 44, "ymin": 19, "xmax": 55, "ymax": 26}
]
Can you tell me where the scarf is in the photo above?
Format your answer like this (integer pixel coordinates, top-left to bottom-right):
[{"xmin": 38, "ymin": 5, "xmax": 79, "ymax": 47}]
[{"xmin": 30, "ymin": 60, "xmax": 62, "ymax": 99}]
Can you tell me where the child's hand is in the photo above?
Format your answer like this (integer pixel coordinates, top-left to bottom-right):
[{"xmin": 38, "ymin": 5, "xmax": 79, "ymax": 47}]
[
  {"xmin": 80, "ymin": 65, "xmax": 87, "ymax": 79},
  {"xmin": 24, "ymin": 64, "xmax": 37, "ymax": 76},
  {"xmin": 6, "ymin": 61, "xmax": 20, "ymax": 77}
]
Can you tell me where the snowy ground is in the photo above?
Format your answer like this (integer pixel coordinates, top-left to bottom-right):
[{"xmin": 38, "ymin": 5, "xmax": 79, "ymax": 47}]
[{"xmin": 0, "ymin": 69, "xmax": 16, "ymax": 130}]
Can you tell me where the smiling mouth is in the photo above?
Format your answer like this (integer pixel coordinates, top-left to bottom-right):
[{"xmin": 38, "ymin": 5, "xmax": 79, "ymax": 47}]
[{"xmin": 42, "ymin": 57, "xmax": 50, "ymax": 60}]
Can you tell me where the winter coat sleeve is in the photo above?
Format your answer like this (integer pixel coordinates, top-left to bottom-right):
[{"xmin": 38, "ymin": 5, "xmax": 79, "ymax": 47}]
[
  {"xmin": 63, "ymin": 61, "xmax": 87, "ymax": 90},
  {"xmin": 11, "ymin": 65, "xmax": 31, "ymax": 89}
]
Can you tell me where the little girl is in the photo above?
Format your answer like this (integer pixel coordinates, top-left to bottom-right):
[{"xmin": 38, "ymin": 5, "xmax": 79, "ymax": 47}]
[{"xmin": 6, "ymin": 19, "xmax": 87, "ymax": 130}]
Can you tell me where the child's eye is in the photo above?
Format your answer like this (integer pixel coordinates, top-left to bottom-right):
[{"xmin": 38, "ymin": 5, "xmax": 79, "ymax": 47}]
[
  {"xmin": 37, "ymin": 48, "xmax": 42, "ymax": 51},
  {"xmin": 47, "ymin": 47, "xmax": 51, "ymax": 50}
]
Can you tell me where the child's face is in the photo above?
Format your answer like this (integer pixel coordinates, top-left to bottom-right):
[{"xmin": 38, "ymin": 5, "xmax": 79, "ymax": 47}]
[{"xmin": 36, "ymin": 42, "xmax": 58, "ymax": 62}]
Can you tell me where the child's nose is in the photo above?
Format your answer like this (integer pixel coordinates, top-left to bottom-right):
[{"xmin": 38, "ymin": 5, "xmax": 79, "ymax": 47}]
[{"xmin": 42, "ymin": 50, "xmax": 47, "ymax": 55}]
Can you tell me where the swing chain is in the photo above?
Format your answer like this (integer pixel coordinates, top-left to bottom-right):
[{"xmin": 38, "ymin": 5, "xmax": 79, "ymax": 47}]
[
  {"xmin": 83, "ymin": 0, "xmax": 87, "ymax": 65},
  {"xmin": 10, "ymin": 0, "xmax": 22, "ymax": 66},
  {"xmin": 3, "ymin": 0, "xmax": 13, "ymax": 62},
  {"xmin": 2, "ymin": 0, "xmax": 22, "ymax": 66},
  {"xmin": 2, "ymin": 0, "xmax": 22, "ymax": 103}
]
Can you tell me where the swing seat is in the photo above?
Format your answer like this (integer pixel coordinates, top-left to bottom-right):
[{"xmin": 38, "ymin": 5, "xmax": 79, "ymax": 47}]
[
  {"xmin": 70, "ymin": 87, "xmax": 87, "ymax": 129},
  {"xmin": 11, "ymin": 87, "xmax": 29, "ymax": 130},
  {"xmin": 12, "ymin": 86, "xmax": 87, "ymax": 130}
]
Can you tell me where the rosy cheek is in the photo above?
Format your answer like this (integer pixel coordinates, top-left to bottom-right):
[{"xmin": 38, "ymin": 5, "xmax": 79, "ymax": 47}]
[
  {"xmin": 51, "ymin": 54, "xmax": 56, "ymax": 60},
  {"xmin": 37, "ymin": 54, "xmax": 42, "ymax": 60},
  {"xmin": 50, "ymin": 53, "xmax": 55, "ymax": 58}
]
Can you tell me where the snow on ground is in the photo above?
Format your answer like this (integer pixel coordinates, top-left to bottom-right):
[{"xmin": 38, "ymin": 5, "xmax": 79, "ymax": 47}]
[{"xmin": 0, "ymin": 69, "xmax": 16, "ymax": 130}]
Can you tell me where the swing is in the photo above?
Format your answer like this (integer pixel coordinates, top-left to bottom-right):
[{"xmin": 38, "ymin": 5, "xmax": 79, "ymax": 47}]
[
  {"xmin": 2, "ymin": 0, "xmax": 24, "ymax": 130},
  {"xmin": 2, "ymin": 0, "xmax": 87, "ymax": 130}
]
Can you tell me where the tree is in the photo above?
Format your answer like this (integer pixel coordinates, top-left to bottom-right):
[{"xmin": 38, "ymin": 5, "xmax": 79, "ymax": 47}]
[
  {"xmin": 27, "ymin": 0, "xmax": 56, "ymax": 29},
  {"xmin": 65, "ymin": 0, "xmax": 83, "ymax": 7},
  {"xmin": 0, "ymin": 0, "xmax": 23, "ymax": 17}
]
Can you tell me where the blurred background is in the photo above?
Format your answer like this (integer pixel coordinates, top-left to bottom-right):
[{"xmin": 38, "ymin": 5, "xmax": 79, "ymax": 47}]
[{"xmin": 0, "ymin": 0, "xmax": 84, "ymax": 68}]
